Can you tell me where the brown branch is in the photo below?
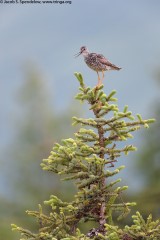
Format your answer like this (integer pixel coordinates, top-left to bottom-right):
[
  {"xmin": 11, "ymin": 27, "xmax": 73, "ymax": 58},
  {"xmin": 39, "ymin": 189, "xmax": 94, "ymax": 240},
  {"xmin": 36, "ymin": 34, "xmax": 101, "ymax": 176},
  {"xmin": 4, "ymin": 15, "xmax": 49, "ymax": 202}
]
[{"xmin": 93, "ymin": 106, "xmax": 106, "ymax": 234}]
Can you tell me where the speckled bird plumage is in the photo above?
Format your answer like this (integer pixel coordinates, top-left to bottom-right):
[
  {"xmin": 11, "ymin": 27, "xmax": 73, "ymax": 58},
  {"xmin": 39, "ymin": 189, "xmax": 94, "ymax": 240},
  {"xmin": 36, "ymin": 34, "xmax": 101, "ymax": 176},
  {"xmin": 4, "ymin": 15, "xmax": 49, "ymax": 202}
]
[{"xmin": 75, "ymin": 46, "xmax": 121, "ymax": 86}]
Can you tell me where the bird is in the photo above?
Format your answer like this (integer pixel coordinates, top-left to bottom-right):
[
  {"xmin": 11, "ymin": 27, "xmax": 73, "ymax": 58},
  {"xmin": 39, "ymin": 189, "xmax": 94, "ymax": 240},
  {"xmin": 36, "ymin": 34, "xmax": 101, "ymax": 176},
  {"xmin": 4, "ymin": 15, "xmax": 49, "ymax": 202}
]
[{"xmin": 75, "ymin": 46, "xmax": 121, "ymax": 86}]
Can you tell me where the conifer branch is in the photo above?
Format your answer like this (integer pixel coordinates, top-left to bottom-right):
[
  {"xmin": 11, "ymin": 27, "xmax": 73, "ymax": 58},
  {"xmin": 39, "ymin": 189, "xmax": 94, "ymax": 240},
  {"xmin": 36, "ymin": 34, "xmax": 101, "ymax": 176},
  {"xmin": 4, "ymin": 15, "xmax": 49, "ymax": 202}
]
[{"xmin": 12, "ymin": 72, "xmax": 158, "ymax": 240}]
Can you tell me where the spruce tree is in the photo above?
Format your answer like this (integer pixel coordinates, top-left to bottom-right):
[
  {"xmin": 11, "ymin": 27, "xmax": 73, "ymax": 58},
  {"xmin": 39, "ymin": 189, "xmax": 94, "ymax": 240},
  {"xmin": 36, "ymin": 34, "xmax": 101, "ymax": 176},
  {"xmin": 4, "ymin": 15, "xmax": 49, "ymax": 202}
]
[{"xmin": 12, "ymin": 73, "xmax": 160, "ymax": 240}]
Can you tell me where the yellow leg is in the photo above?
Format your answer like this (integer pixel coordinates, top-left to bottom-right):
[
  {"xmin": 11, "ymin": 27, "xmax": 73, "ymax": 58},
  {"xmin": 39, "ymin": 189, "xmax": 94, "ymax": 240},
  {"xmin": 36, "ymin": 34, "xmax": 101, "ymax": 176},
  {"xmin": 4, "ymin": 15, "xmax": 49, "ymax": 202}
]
[
  {"xmin": 102, "ymin": 71, "xmax": 105, "ymax": 82},
  {"xmin": 97, "ymin": 72, "xmax": 102, "ymax": 86}
]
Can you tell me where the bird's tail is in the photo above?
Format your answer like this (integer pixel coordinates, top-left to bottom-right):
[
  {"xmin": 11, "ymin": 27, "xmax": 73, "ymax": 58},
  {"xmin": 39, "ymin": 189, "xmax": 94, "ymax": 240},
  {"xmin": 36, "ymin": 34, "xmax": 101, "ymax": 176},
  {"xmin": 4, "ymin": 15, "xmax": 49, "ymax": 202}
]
[
  {"xmin": 113, "ymin": 66, "xmax": 122, "ymax": 71},
  {"xmin": 109, "ymin": 63, "xmax": 122, "ymax": 71}
]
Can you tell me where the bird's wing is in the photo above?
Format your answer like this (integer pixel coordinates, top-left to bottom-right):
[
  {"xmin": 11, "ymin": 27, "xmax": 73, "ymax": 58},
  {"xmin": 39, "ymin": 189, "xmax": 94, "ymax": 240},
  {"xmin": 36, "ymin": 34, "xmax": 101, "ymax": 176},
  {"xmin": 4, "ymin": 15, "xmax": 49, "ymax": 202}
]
[
  {"xmin": 90, "ymin": 53, "xmax": 110, "ymax": 63},
  {"xmin": 96, "ymin": 54, "xmax": 116, "ymax": 68},
  {"xmin": 90, "ymin": 53, "xmax": 121, "ymax": 70}
]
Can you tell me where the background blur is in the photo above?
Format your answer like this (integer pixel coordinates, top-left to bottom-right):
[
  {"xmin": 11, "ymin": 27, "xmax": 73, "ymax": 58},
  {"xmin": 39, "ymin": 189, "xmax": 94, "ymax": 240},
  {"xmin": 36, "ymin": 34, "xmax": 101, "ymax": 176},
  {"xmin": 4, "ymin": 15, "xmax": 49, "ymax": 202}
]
[{"xmin": 0, "ymin": 0, "xmax": 160, "ymax": 239}]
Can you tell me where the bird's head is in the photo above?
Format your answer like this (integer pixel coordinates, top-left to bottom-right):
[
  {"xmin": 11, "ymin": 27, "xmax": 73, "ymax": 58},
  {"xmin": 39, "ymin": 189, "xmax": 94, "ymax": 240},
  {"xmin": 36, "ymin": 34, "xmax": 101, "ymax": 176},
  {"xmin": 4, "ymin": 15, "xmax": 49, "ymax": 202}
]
[{"xmin": 75, "ymin": 46, "xmax": 89, "ymax": 57}]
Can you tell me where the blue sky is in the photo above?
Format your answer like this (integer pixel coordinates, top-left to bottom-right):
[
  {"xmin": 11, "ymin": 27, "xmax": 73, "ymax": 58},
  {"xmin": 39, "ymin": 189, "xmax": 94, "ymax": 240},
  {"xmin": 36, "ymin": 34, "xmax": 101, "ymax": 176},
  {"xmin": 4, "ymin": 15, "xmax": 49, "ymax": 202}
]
[{"xmin": 0, "ymin": 0, "xmax": 160, "ymax": 193}]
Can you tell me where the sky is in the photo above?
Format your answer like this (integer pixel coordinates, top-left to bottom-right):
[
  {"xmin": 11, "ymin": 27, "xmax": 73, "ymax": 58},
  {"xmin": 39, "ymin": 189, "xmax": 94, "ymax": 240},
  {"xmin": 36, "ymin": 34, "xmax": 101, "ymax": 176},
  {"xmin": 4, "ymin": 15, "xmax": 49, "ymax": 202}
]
[{"xmin": 0, "ymin": 0, "xmax": 160, "ymax": 194}]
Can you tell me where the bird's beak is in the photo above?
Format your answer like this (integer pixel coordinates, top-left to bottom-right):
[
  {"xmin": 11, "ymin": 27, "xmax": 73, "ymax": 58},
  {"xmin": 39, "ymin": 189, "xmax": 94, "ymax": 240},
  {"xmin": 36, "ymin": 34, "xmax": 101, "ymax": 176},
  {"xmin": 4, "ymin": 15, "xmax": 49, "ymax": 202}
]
[{"xmin": 74, "ymin": 51, "xmax": 82, "ymax": 58}]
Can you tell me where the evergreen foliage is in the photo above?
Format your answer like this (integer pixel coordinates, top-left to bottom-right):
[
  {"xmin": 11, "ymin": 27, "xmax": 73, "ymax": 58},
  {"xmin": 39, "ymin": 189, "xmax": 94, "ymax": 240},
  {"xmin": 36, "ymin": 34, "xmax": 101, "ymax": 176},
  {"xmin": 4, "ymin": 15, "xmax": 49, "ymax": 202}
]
[
  {"xmin": 12, "ymin": 73, "xmax": 160, "ymax": 240},
  {"xmin": 1, "ymin": 68, "xmax": 76, "ymax": 240},
  {"xmin": 133, "ymin": 101, "xmax": 160, "ymax": 218}
]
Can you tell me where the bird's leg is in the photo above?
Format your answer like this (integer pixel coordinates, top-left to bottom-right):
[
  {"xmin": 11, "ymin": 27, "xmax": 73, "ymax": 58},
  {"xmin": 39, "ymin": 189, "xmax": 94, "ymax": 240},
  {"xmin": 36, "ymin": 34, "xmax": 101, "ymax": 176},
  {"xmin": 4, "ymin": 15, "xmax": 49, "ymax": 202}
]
[
  {"xmin": 97, "ymin": 72, "xmax": 102, "ymax": 87},
  {"xmin": 102, "ymin": 71, "xmax": 105, "ymax": 82}
]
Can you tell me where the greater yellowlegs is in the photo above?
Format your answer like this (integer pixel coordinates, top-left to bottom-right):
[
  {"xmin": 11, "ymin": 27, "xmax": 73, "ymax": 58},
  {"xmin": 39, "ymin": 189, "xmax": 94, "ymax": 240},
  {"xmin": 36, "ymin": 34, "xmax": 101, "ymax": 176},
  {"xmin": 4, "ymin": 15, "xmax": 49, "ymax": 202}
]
[{"xmin": 75, "ymin": 46, "xmax": 121, "ymax": 86}]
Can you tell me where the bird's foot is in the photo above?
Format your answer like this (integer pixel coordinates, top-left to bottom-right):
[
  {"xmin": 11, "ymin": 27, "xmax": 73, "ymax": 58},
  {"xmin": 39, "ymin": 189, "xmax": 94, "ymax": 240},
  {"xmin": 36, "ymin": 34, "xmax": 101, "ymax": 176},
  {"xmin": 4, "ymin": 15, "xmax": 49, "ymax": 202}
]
[{"xmin": 95, "ymin": 84, "xmax": 104, "ymax": 91}]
